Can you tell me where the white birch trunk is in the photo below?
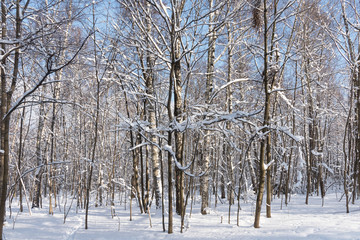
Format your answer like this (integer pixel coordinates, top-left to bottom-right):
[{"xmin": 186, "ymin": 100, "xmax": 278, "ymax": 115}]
[
  {"xmin": 145, "ymin": 1, "xmax": 162, "ymax": 208},
  {"xmin": 201, "ymin": 0, "xmax": 216, "ymax": 214}
]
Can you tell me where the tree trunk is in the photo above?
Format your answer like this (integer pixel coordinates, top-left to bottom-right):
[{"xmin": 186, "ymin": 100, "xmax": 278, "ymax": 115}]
[
  {"xmin": 85, "ymin": 5, "xmax": 100, "ymax": 228},
  {"xmin": 266, "ymin": 133, "xmax": 272, "ymax": 218},
  {"xmin": 32, "ymin": 96, "xmax": 46, "ymax": 208},
  {"xmin": 201, "ymin": 0, "xmax": 216, "ymax": 214},
  {"xmin": 143, "ymin": 1, "xmax": 162, "ymax": 208},
  {"xmin": 167, "ymin": 51, "xmax": 174, "ymax": 233},
  {"xmin": 17, "ymin": 95, "xmax": 26, "ymax": 213},
  {"xmin": 285, "ymin": 67, "xmax": 298, "ymax": 205},
  {"xmin": 0, "ymin": 0, "xmax": 9, "ymax": 235},
  {"xmin": 254, "ymin": 0, "xmax": 270, "ymax": 228},
  {"xmin": 171, "ymin": 0, "xmax": 185, "ymax": 216},
  {"xmin": 225, "ymin": 23, "xmax": 234, "ymax": 206}
]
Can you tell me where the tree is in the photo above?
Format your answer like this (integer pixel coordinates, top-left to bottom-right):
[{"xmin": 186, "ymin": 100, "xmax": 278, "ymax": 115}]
[
  {"xmin": 253, "ymin": 0, "xmax": 271, "ymax": 228},
  {"xmin": 201, "ymin": 0, "xmax": 217, "ymax": 215}
]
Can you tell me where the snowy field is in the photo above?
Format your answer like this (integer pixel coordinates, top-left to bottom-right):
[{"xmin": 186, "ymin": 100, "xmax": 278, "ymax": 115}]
[{"xmin": 4, "ymin": 193, "xmax": 360, "ymax": 240}]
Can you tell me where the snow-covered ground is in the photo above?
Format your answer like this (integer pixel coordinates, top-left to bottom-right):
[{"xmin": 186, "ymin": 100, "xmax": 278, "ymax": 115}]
[{"xmin": 4, "ymin": 193, "xmax": 360, "ymax": 240}]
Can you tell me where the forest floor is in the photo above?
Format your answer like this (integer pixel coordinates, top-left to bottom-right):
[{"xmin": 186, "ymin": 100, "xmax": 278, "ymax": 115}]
[{"xmin": 3, "ymin": 191, "xmax": 360, "ymax": 239}]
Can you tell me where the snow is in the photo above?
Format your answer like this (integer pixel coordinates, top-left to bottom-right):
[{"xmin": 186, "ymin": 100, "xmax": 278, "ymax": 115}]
[
  {"xmin": 4, "ymin": 193, "xmax": 360, "ymax": 240},
  {"xmin": 263, "ymin": 159, "xmax": 275, "ymax": 170},
  {"xmin": 311, "ymin": 150, "xmax": 323, "ymax": 157},
  {"xmin": 163, "ymin": 144, "xmax": 175, "ymax": 158},
  {"xmin": 163, "ymin": 144, "xmax": 193, "ymax": 172},
  {"xmin": 321, "ymin": 163, "xmax": 334, "ymax": 175},
  {"xmin": 277, "ymin": 126, "xmax": 303, "ymax": 142}
]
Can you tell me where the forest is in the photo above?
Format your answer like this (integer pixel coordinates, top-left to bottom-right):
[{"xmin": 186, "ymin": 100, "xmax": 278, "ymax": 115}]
[{"xmin": 1, "ymin": 0, "xmax": 360, "ymax": 239}]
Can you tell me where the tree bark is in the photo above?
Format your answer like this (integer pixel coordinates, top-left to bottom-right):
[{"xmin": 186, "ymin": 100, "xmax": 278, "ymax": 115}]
[
  {"xmin": 225, "ymin": 23, "xmax": 234, "ymax": 206},
  {"xmin": 201, "ymin": 0, "xmax": 216, "ymax": 214},
  {"xmin": 144, "ymin": 2, "xmax": 162, "ymax": 207},
  {"xmin": 171, "ymin": 0, "xmax": 185, "ymax": 216},
  {"xmin": 32, "ymin": 95, "xmax": 46, "ymax": 208},
  {"xmin": 85, "ymin": 4, "xmax": 100, "ymax": 228},
  {"xmin": 0, "ymin": 0, "xmax": 8, "ymax": 234},
  {"xmin": 254, "ymin": 0, "xmax": 270, "ymax": 228}
]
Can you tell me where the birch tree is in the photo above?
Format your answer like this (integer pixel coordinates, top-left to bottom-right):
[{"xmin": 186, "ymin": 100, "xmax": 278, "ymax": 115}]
[{"xmin": 201, "ymin": 0, "xmax": 217, "ymax": 215}]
